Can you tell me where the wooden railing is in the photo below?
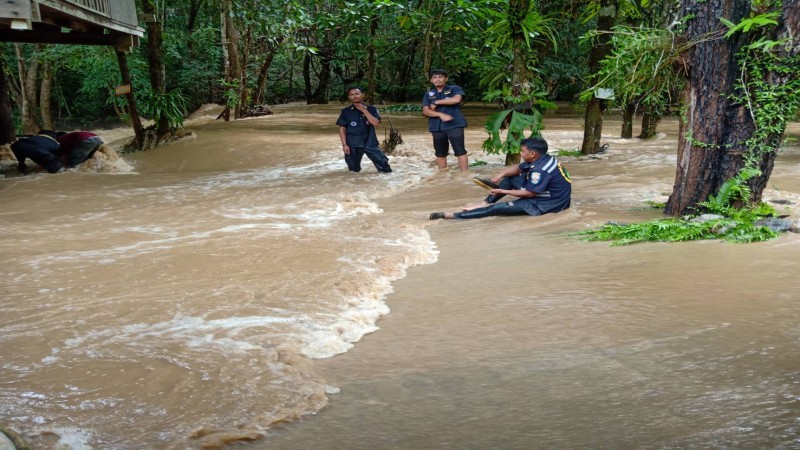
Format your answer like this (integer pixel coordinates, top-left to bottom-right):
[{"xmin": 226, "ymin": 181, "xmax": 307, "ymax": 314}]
[{"xmin": 63, "ymin": 0, "xmax": 109, "ymax": 16}]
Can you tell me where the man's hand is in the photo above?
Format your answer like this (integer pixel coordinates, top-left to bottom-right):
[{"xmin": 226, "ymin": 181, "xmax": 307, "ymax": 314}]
[
  {"xmin": 343, "ymin": 144, "xmax": 351, "ymax": 155},
  {"xmin": 354, "ymin": 103, "xmax": 368, "ymax": 113},
  {"xmin": 439, "ymin": 113, "xmax": 453, "ymax": 122}
]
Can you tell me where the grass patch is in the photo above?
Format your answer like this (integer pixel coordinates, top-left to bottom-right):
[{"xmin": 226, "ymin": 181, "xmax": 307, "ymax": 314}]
[
  {"xmin": 553, "ymin": 149, "xmax": 582, "ymax": 157},
  {"xmin": 575, "ymin": 170, "xmax": 782, "ymax": 245},
  {"xmin": 381, "ymin": 104, "xmax": 422, "ymax": 112},
  {"xmin": 469, "ymin": 160, "xmax": 487, "ymax": 167}
]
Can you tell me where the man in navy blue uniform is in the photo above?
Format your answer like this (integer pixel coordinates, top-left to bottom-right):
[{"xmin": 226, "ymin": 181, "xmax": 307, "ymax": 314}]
[
  {"xmin": 429, "ymin": 136, "xmax": 571, "ymax": 220},
  {"xmin": 422, "ymin": 69, "xmax": 469, "ymax": 171},
  {"xmin": 336, "ymin": 86, "xmax": 392, "ymax": 173},
  {"xmin": 10, "ymin": 130, "xmax": 63, "ymax": 174}
]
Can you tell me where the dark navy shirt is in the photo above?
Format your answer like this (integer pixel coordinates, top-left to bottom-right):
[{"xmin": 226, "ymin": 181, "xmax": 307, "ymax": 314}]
[
  {"xmin": 336, "ymin": 104, "xmax": 381, "ymax": 148},
  {"xmin": 515, "ymin": 155, "xmax": 572, "ymax": 216},
  {"xmin": 422, "ymin": 84, "xmax": 467, "ymax": 132}
]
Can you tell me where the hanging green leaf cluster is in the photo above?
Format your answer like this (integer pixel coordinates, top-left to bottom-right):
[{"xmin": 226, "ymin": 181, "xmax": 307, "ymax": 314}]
[{"xmin": 580, "ymin": 25, "xmax": 688, "ymax": 115}]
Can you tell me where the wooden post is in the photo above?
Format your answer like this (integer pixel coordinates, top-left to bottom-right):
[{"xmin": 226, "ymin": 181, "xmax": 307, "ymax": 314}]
[
  {"xmin": 116, "ymin": 50, "xmax": 144, "ymax": 149},
  {"xmin": 0, "ymin": 51, "xmax": 15, "ymax": 144}
]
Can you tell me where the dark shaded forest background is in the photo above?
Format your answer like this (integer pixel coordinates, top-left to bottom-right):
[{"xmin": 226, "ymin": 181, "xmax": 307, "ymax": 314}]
[{"xmin": 2, "ymin": 0, "xmax": 602, "ymax": 132}]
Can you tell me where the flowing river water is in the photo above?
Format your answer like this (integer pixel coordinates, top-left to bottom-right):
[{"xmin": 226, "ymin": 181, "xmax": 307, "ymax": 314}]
[{"xmin": 2, "ymin": 103, "xmax": 800, "ymax": 449}]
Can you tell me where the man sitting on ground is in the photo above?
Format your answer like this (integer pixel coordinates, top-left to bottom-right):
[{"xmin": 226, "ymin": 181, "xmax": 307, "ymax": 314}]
[{"xmin": 429, "ymin": 136, "xmax": 571, "ymax": 220}]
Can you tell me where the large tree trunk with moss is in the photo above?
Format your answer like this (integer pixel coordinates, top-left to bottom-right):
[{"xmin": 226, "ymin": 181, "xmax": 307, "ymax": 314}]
[
  {"xmin": 665, "ymin": 0, "xmax": 800, "ymax": 216},
  {"xmin": 581, "ymin": 0, "xmax": 617, "ymax": 155},
  {"xmin": 141, "ymin": 0, "xmax": 170, "ymax": 137},
  {"xmin": 0, "ymin": 53, "xmax": 15, "ymax": 144}
]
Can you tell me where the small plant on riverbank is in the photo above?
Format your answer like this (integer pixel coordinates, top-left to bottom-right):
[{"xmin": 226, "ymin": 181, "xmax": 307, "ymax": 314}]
[
  {"xmin": 576, "ymin": 170, "xmax": 781, "ymax": 245},
  {"xmin": 553, "ymin": 149, "xmax": 582, "ymax": 157}
]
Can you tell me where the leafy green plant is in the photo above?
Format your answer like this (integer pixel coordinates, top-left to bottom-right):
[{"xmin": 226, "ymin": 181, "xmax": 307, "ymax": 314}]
[
  {"xmin": 139, "ymin": 89, "xmax": 189, "ymax": 131},
  {"xmin": 576, "ymin": 168, "xmax": 780, "ymax": 246},
  {"xmin": 219, "ymin": 79, "xmax": 241, "ymax": 109},
  {"xmin": 553, "ymin": 149, "xmax": 582, "ymax": 157}
]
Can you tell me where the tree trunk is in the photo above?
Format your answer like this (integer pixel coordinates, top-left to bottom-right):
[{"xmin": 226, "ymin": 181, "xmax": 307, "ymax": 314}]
[
  {"xmin": 252, "ymin": 50, "xmax": 276, "ymax": 106},
  {"xmin": 665, "ymin": 0, "xmax": 800, "ymax": 216},
  {"xmin": 366, "ymin": 15, "xmax": 379, "ymax": 102},
  {"xmin": 141, "ymin": 0, "xmax": 170, "ymax": 136},
  {"xmin": 302, "ymin": 52, "xmax": 312, "ymax": 102},
  {"xmin": 308, "ymin": 30, "xmax": 333, "ymax": 105},
  {"xmin": 580, "ymin": 0, "xmax": 617, "ymax": 155},
  {"xmin": 504, "ymin": 0, "xmax": 531, "ymax": 166},
  {"xmin": 187, "ymin": 0, "xmax": 205, "ymax": 33},
  {"xmin": 116, "ymin": 50, "xmax": 144, "ymax": 150},
  {"xmin": 39, "ymin": 60, "xmax": 53, "ymax": 130},
  {"xmin": 222, "ymin": 0, "xmax": 243, "ymax": 118},
  {"xmin": 0, "ymin": 53, "xmax": 15, "ymax": 144},
  {"xmin": 621, "ymin": 103, "xmax": 634, "ymax": 138},
  {"xmin": 237, "ymin": 24, "xmax": 252, "ymax": 115},
  {"xmin": 392, "ymin": 39, "xmax": 418, "ymax": 101},
  {"xmin": 638, "ymin": 110, "xmax": 660, "ymax": 139},
  {"xmin": 15, "ymin": 43, "xmax": 42, "ymax": 134}
]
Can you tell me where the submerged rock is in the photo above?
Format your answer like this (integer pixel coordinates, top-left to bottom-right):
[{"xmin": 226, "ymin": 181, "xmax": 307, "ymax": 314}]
[{"xmin": 754, "ymin": 217, "xmax": 794, "ymax": 233}]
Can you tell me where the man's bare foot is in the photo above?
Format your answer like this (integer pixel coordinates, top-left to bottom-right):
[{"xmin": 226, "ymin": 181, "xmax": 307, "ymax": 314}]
[{"xmin": 462, "ymin": 201, "xmax": 489, "ymax": 211}]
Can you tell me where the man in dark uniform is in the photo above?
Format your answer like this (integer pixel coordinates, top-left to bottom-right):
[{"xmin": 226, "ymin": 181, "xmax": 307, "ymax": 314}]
[
  {"xmin": 336, "ymin": 86, "xmax": 392, "ymax": 173},
  {"xmin": 56, "ymin": 131, "xmax": 103, "ymax": 167},
  {"xmin": 10, "ymin": 130, "xmax": 63, "ymax": 174},
  {"xmin": 422, "ymin": 68, "xmax": 468, "ymax": 171},
  {"xmin": 429, "ymin": 136, "xmax": 571, "ymax": 220}
]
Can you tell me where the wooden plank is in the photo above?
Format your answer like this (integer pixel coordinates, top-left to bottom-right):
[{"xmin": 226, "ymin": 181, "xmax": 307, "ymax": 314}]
[
  {"xmin": 0, "ymin": 0, "xmax": 32, "ymax": 20},
  {"xmin": 0, "ymin": 28, "xmax": 129, "ymax": 46},
  {"xmin": 37, "ymin": 0, "xmax": 142, "ymax": 36}
]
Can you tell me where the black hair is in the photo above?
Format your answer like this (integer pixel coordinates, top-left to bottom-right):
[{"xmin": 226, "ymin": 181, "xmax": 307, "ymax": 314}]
[
  {"xmin": 345, "ymin": 86, "xmax": 363, "ymax": 95},
  {"xmin": 428, "ymin": 68, "xmax": 448, "ymax": 78},
  {"xmin": 520, "ymin": 136, "xmax": 548, "ymax": 154}
]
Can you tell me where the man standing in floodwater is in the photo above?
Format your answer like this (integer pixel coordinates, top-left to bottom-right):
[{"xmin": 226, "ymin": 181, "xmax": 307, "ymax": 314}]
[
  {"xmin": 422, "ymin": 69, "xmax": 468, "ymax": 171},
  {"xmin": 336, "ymin": 86, "xmax": 393, "ymax": 173},
  {"xmin": 429, "ymin": 136, "xmax": 571, "ymax": 220}
]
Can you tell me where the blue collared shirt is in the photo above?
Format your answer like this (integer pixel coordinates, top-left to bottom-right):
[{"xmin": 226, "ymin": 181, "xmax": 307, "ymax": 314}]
[
  {"xmin": 515, "ymin": 155, "xmax": 572, "ymax": 215},
  {"xmin": 422, "ymin": 84, "xmax": 467, "ymax": 132},
  {"xmin": 336, "ymin": 104, "xmax": 381, "ymax": 148}
]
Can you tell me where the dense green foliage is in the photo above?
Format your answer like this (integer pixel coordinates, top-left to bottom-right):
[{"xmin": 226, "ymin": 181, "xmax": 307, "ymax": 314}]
[{"xmin": 1, "ymin": 0, "xmax": 599, "ymax": 131}]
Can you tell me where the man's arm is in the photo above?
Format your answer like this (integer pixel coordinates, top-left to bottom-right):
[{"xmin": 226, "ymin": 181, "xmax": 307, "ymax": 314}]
[
  {"xmin": 338, "ymin": 127, "xmax": 351, "ymax": 154},
  {"xmin": 354, "ymin": 103, "xmax": 381, "ymax": 127},
  {"xmin": 488, "ymin": 165, "xmax": 532, "ymax": 198},
  {"xmin": 491, "ymin": 165, "xmax": 522, "ymax": 183},
  {"xmin": 431, "ymin": 94, "xmax": 462, "ymax": 106},
  {"xmin": 422, "ymin": 105, "xmax": 453, "ymax": 121}
]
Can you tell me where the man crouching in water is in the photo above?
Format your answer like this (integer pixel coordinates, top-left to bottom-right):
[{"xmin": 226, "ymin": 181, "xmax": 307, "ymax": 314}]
[{"xmin": 429, "ymin": 136, "xmax": 571, "ymax": 220}]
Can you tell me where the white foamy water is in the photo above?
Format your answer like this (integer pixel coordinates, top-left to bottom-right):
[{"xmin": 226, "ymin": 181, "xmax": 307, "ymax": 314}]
[{"xmin": 0, "ymin": 105, "xmax": 443, "ymax": 449}]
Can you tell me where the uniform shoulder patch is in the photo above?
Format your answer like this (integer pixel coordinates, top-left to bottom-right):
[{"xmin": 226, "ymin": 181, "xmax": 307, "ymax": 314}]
[{"xmin": 531, "ymin": 172, "xmax": 541, "ymax": 184}]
